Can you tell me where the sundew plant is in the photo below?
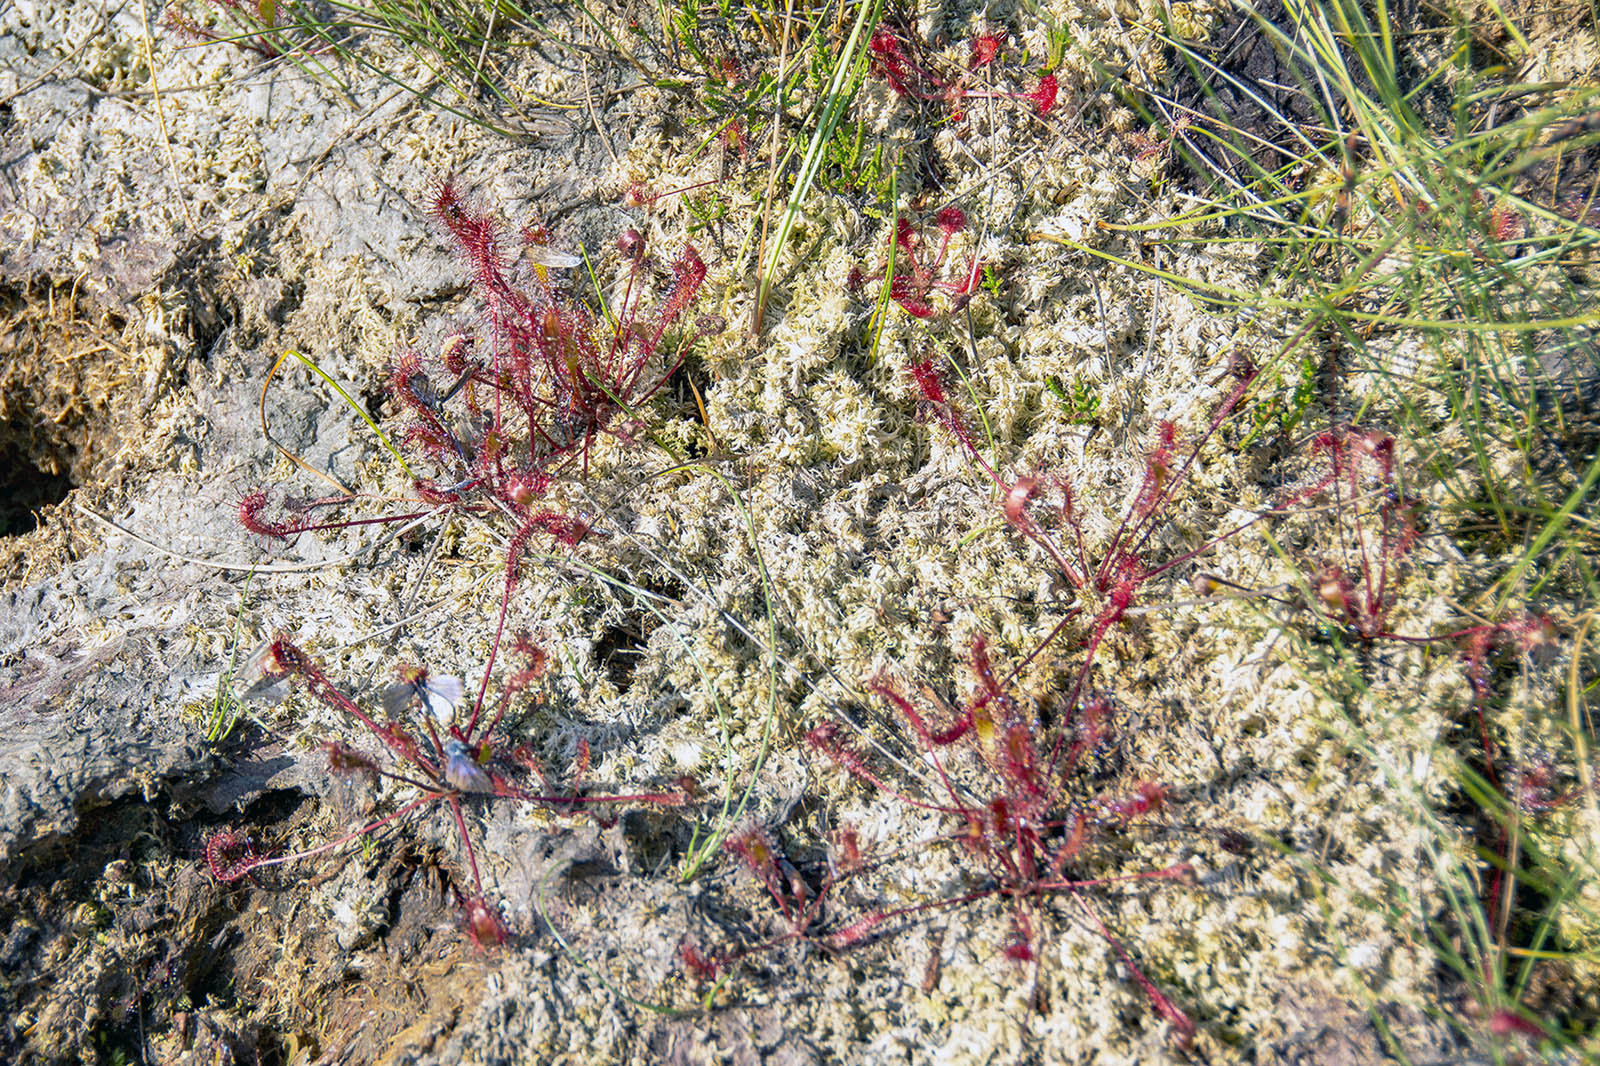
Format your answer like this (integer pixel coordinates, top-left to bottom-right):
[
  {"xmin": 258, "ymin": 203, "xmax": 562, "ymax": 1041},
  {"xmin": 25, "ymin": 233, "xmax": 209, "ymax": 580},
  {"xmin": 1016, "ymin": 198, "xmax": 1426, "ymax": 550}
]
[
  {"xmin": 243, "ymin": 179, "xmax": 708, "ymax": 706},
  {"xmin": 221, "ymin": 182, "xmax": 708, "ymax": 938}
]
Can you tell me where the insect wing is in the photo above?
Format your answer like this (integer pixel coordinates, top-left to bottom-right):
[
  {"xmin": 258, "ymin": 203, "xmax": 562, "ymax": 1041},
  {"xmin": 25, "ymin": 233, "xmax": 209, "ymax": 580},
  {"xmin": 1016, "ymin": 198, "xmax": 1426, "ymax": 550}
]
[
  {"xmin": 380, "ymin": 680, "xmax": 418, "ymax": 718},
  {"xmin": 419, "ymin": 675, "xmax": 465, "ymax": 726},
  {"xmin": 241, "ymin": 674, "xmax": 291, "ymax": 705},
  {"xmin": 525, "ymin": 247, "xmax": 582, "ymax": 269},
  {"xmin": 407, "ymin": 373, "xmax": 443, "ymax": 409},
  {"xmin": 444, "ymin": 739, "xmax": 494, "ymax": 794}
]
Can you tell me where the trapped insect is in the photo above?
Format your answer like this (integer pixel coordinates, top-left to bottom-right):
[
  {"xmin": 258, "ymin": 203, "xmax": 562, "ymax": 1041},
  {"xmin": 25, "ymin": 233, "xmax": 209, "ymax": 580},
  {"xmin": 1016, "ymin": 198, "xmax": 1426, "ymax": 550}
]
[
  {"xmin": 524, "ymin": 246, "xmax": 582, "ymax": 270},
  {"xmin": 444, "ymin": 738, "xmax": 495, "ymax": 794},
  {"xmin": 380, "ymin": 664, "xmax": 466, "ymax": 726}
]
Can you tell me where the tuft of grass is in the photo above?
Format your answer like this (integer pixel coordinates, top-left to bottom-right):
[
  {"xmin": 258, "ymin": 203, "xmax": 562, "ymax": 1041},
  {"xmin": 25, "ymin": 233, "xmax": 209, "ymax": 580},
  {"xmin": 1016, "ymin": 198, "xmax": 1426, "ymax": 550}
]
[
  {"xmin": 1098, "ymin": 0, "xmax": 1600, "ymax": 544},
  {"xmin": 1075, "ymin": 0, "xmax": 1600, "ymax": 1049},
  {"xmin": 165, "ymin": 0, "xmax": 588, "ymax": 137},
  {"xmin": 749, "ymin": 0, "xmax": 884, "ymax": 335},
  {"xmin": 205, "ymin": 569, "xmax": 255, "ymax": 744}
]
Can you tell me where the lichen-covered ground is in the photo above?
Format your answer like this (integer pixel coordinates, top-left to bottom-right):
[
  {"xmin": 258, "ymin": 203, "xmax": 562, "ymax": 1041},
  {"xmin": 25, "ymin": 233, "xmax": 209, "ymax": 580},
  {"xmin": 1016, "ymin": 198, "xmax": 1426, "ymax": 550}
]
[{"xmin": 2, "ymin": 0, "xmax": 1597, "ymax": 1063}]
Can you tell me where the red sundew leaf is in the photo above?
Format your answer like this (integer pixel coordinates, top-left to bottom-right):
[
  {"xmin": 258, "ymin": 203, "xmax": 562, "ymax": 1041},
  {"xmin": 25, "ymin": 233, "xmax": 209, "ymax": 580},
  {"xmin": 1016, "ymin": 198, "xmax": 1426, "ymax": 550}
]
[
  {"xmin": 1316, "ymin": 565, "xmax": 1355, "ymax": 622},
  {"xmin": 895, "ymin": 216, "xmax": 917, "ymax": 253},
  {"xmin": 679, "ymin": 940, "xmax": 721, "ymax": 982},
  {"xmin": 658, "ymin": 245, "xmax": 708, "ymax": 328},
  {"xmin": 889, "ymin": 275, "xmax": 934, "ymax": 318},
  {"xmin": 504, "ymin": 471, "xmax": 551, "ymax": 507},
  {"xmin": 509, "ymin": 631, "xmax": 549, "ymax": 681},
  {"xmin": 927, "ymin": 711, "xmax": 974, "ymax": 746},
  {"xmin": 1489, "ymin": 1008, "xmax": 1545, "ymax": 1039},
  {"xmin": 239, "ymin": 490, "xmax": 297, "ymax": 540},
  {"xmin": 617, "ymin": 227, "xmax": 645, "ymax": 259},
  {"xmin": 806, "ymin": 723, "xmax": 896, "ymax": 795},
  {"xmin": 375, "ymin": 721, "xmax": 422, "ymax": 764},
  {"xmin": 440, "ymin": 334, "xmax": 473, "ymax": 376},
  {"xmin": 824, "ymin": 910, "xmax": 887, "ymax": 950},
  {"xmin": 461, "ymin": 894, "xmax": 509, "ymax": 949},
  {"xmin": 1064, "ymin": 695, "xmax": 1110, "ymax": 767},
  {"xmin": 205, "ymin": 829, "xmax": 258, "ymax": 882},
  {"xmin": 989, "ymin": 797, "xmax": 1013, "ymax": 837},
  {"xmin": 868, "ymin": 676, "xmax": 943, "ymax": 748},
  {"xmin": 325, "ymin": 741, "xmax": 380, "ymax": 782},
  {"xmin": 947, "ymin": 257, "xmax": 984, "ymax": 295},
  {"xmin": 413, "ymin": 478, "xmax": 465, "ymax": 505},
  {"xmin": 725, "ymin": 823, "xmax": 792, "ymax": 913},
  {"xmin": 1490, "ymin": 207, "xmax": 1524, "ymax": 242},
  {"xmin": 1026, "ymin": 73, "xmax": 1059, "ymax": 115},
  {"xmin": 388, "ymin": 351, "xmax": 432, "ymax": 414},
  {"xmin": 1510, "ymin": 614, "xmax": 1561, "ymax": 656},
  {"xmin": 529, "ymin": 511, "xmax": 591, "ymax": 547},
  {"xmin": 1049, "ymin": 812, "xmax": 1089, "ymax": 875},
  {"xmin": 869, "ymin": 29, "xmax": 914, "ymax": 96},
  {"xmin": 969, "ymin": 33, "xmax": 1003, "ymax": 69},
  {"xmin": 967, "ymin": 635, "xmax": 1012, "ymax": 715},
  {"xmin": 868, "ymin": 29, "xmax": 901, "ymax": 59},
  {"xmin": 1132, "ymin": 422, "xmax": 1178, "ymax": 519},
  {"xmin": 431, "ymin": 178, "xmax": 507, "ymax": 289},
  {"xmin": 831, "ymin": 826, "xmax": 865, "ymax": 875},
  {"xmin": 1004, "ymin": 913, "xmax": 1036, "ymax": 962},
  {"xmin": 1106, "ymin": 781, "xmax": 1167, "ymax": 820},
  {"xmin": 1000, "ymin": 724, "xmax": 1044, "ymax": 798},
  {"xmin": 909, "ymin": 358, "xmax": 948, "ymax": 406},
  {"xmin": 1004, "ymin": 477, "xmax": 1039, "ymax": 528},
  {"xmin": 907, "ymin": 358, "xmax": 978, "ymax": 453}
]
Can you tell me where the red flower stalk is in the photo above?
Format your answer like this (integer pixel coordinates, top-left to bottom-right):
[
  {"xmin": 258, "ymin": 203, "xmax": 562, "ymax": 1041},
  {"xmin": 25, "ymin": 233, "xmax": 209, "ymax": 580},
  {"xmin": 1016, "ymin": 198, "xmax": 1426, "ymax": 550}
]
[
  {"xmin": 324, "ymin": 741, "xmax": 380, "ymax": 785},
  {"xmin": 725, "ymin": 822, "xmax": 802, "ymax": 921}
]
